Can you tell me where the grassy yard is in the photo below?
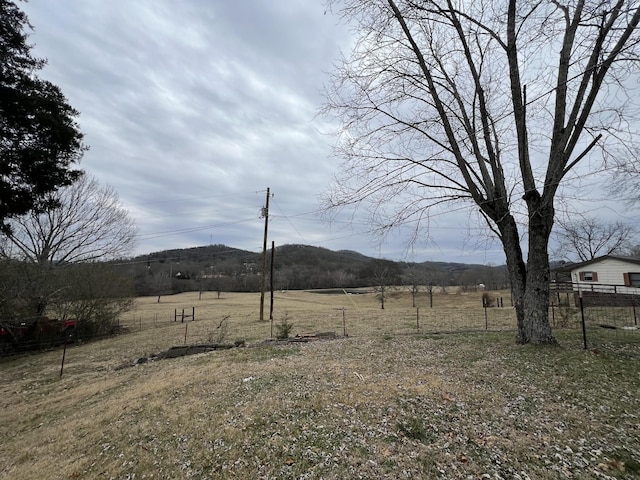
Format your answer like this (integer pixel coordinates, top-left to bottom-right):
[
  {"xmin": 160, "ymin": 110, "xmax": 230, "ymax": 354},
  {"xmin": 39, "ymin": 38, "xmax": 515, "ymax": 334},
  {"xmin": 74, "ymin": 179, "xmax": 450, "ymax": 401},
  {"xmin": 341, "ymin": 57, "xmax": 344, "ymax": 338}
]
[{"xmin": 1, "ymin": 290, "xmax": 639, "ymax": 479}]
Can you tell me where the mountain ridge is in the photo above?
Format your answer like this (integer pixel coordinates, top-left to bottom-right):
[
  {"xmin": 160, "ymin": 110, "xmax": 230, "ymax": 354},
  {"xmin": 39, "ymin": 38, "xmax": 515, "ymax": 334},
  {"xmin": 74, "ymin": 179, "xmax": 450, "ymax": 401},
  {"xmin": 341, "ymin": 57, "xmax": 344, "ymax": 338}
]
[{"xmin": 121, "ymin": 243, "xmax": 509, "ymax": 295}]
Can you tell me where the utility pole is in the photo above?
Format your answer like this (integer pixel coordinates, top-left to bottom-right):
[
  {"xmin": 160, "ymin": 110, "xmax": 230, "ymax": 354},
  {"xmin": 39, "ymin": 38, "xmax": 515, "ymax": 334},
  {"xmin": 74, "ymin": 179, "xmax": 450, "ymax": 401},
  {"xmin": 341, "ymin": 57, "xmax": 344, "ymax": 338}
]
[{"xmin": 259, "ymin": 188, "xmax": 271, "ymax": 321}]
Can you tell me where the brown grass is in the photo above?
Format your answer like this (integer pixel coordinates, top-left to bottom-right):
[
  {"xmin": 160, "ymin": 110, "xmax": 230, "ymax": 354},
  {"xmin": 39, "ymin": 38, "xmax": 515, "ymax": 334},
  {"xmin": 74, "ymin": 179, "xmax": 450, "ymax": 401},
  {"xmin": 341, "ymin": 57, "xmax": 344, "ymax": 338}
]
[
  {"xmin": 115, "ymin": 288, "xmax": 514, "ymax": 350},
  {"xmin": 1, "ymin": 289, "xmax": 639, "ymax": 479}
]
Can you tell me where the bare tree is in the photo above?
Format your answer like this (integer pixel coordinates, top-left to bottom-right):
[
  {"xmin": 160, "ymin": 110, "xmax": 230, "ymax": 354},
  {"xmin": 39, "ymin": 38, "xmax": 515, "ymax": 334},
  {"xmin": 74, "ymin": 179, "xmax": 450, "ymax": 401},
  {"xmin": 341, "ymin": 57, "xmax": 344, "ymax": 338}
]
[
  {"xmin": 323, "ymin": 0, "xmax": 640, "ymax": 344},
  {"xmin": 373, "ymin": 263, "xmax": 390, "ymax": 310},
  {"xmin": 609, "ymin": 146, "xmax": 640, "ymax": 205},
  {"xmin": 364, "ymin": 259, "xmax": 400, "ymax": 309},
  {"xmin": 402, "ymin": 265, "xmax": 423, "ymax": 308},
  {"xmin": 47, "ymin": 263, "xmax": 135, "ymax": 339},
  {"xmin": 2, "ymin": 174, "xmax": 136, "ymax": 265},
  {"xmin": 553, "ymin": 216, "xmax": 635, "ymax": 262},
  {"xmin": 402, "ymin": 264, "xmax": 442, "ymax": 307}
]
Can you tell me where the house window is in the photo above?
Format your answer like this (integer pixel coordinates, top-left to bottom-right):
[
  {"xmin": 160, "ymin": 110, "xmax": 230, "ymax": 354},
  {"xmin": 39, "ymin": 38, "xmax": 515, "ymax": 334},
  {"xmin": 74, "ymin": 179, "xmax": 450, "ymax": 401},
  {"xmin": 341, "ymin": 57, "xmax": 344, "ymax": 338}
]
[
  {"xmin": 579, "ymin": 271, "xmax": 598, "ymax": 282},
  {"xmin": 624, "ymin": 272, "xmax": 640, "ymax": 287}
]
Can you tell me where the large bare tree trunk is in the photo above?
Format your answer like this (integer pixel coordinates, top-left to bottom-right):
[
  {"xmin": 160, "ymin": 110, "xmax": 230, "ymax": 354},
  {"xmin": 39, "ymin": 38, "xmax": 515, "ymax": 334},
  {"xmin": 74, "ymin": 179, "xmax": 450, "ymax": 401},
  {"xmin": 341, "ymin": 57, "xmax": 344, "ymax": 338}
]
[
  {"xmin": 495, "ymin": 213, "xmax": 527, "ymax": 341},
  {"xmin": 522, "ymin": 260, "xmax": 554, "ymax": 344},
  {"xmin": 494, "ymin": 202, "xmax": 555, "ymax": 344},
  {"xmin": 522, "ymin": 199, "xmax": 555, "ymax": 344}
]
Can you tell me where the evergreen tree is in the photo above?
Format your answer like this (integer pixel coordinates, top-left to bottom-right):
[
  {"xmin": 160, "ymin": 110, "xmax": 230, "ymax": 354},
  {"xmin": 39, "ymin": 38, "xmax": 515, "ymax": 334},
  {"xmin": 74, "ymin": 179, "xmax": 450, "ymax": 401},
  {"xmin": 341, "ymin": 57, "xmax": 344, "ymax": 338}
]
[{"xmin": 0, "ymin": 0, "xmax": 85, "ymax": 231}]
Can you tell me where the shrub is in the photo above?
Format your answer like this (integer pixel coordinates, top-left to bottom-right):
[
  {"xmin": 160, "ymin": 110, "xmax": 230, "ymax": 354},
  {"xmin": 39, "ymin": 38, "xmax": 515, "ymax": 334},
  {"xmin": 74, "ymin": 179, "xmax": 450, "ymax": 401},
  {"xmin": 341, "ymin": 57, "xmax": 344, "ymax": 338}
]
[
  {"xmin": 207, "ymin": 316, "xmax": 230, "ymax": 344},
  {"xmin": 275, "ymin": 313, "xmax": 294, "ymax": 339}
]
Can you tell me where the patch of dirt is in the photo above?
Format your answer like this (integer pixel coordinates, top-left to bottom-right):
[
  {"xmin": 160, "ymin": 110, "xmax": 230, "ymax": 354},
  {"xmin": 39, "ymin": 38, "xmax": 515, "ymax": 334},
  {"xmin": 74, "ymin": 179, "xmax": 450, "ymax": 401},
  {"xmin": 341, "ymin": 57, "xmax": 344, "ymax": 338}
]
[{"xmin": 115, "ymin": 332, "xmax": 342, "ymax": 370}]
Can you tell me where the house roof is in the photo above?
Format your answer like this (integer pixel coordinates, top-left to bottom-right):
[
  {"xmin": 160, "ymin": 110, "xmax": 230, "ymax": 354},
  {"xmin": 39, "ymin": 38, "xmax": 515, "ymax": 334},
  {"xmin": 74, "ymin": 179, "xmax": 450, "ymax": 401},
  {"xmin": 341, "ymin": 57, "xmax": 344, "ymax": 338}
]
[{"xmin": 554, "ymin": 255, "xmax": 640, "ymax": 272}]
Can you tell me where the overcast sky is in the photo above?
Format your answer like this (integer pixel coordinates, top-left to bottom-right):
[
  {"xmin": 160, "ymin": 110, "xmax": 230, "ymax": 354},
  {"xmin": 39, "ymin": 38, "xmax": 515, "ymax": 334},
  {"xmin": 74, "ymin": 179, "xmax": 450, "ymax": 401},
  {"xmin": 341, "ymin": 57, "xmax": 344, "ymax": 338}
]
[{"xmin": 19, "ymin": 1, "xmax": 637, "ymax": 265}]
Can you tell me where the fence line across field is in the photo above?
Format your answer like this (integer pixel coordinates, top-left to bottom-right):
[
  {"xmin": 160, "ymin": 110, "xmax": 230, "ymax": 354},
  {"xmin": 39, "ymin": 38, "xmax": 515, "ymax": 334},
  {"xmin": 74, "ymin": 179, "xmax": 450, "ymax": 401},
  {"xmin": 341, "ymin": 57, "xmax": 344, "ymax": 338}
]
[
  {"xmin": 119, "ymin": 303, "xmax": 520, "ymax": 346},
  {"xmin": 119, "ymin": 288, "xmax": 639, "ymax": 353},
  {"xmin": 3, "ymin": 287, "xmax": 638, "ymax": 357}
]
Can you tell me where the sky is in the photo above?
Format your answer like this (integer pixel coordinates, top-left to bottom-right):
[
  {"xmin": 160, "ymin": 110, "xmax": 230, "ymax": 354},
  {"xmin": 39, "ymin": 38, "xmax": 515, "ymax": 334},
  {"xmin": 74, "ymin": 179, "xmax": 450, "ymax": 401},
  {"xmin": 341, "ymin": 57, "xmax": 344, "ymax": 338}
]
[{"xmin": 18, "ymin": 1, "xmax": 638, "ymax": 265}]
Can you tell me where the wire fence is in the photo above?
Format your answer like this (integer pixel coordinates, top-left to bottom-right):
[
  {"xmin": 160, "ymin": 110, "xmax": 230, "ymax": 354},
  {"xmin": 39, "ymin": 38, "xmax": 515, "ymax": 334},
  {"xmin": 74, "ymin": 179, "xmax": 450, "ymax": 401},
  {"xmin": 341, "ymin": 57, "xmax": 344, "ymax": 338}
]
[
  {"xmin": 115, "ymin": 302, "xmax": 639, "ymax": 356},
  {"xmin": 2, "ymin": 288, "xmax": 639, "ymax": 357},
  {"xmin": 551, "ymin": 283, "xmax": 640, "ymax": 355}
]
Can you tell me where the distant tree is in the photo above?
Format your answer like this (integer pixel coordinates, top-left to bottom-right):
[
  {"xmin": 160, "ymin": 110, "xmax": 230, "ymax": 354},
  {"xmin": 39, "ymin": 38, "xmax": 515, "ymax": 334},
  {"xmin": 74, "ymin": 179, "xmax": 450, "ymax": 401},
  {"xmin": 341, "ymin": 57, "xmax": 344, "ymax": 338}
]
[
  {"xmin": 0, "ymin": 174, "xmax": 135, "ymax": 333},
  {"xmin": 553, "ymin": 216, "xmax": 635, "ymax": 262},
  {"xmin": 0, "ymin": 258, "xmax": 51, "ymax": 320},
  {"xmin": 330, "ymin": 269, "xmax": 356, "ymax": 288},
  {"xmin": 1, "ymin": 175, "xmax": 136, "ymax": 265},
  {"xmin": 480, "ymin": 265, "xmax": 510, "ymax": 291},
  {"xmin": 403, "ymin": 264, "xmax": 432, "ymax": 308},
  {"xmin": 458, "ymin": 269, "xmax": 481, "ymax": 292},
  {"xmin": 0, "ymin": 0, "xmax": 85, "ymax": 229},
  {"xmin": 402, "ymin": 266, "xmax": 421, "ymax": 308},
  {"xmin": 367, "ymin": 259, "xmax": 401, "ymax": 309},
  {"xmin": 47, "ymin": 263, "xmax": 135, "ymax": 338},
  {"xmin": 0, "ymin": 258, "xmax": 134, "ymax": 337}
]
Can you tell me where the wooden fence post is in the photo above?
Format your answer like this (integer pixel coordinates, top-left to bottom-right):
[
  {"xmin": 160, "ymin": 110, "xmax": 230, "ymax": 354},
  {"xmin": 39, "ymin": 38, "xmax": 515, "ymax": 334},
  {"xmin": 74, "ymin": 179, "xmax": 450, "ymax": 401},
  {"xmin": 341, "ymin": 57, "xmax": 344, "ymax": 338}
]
[{"xmin": 343, "ymin": 308, "xmax": 347, "ymax": 337}]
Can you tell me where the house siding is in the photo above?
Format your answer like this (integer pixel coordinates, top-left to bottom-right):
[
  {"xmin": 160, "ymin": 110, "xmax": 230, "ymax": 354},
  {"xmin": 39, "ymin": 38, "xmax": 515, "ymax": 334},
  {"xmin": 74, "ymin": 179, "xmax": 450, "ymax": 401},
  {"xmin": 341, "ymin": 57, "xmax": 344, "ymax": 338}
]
[{"xmin": 570, "ymin": 258, "xmax": 640, "ymax": 295}]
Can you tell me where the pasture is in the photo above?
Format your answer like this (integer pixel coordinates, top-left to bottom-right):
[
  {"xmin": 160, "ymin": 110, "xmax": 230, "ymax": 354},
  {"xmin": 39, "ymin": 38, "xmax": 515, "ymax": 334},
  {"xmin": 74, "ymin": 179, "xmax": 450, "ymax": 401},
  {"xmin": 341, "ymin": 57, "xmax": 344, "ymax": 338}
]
[{"xmin": 1, "ymin": 289, "xmax": 639, "ymax": 479}]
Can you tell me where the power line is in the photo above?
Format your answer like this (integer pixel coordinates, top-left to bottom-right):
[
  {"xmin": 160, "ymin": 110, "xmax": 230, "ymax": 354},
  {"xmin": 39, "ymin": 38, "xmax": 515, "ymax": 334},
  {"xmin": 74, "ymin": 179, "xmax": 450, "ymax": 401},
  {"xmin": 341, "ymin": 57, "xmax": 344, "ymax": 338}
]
[
  {"xmin": 271, "ymin": 197, "xmax": 309, "ymax": 245},
  {"xmin": 135, "ymin": 217, "xmax": 257, "ymax": 241}
]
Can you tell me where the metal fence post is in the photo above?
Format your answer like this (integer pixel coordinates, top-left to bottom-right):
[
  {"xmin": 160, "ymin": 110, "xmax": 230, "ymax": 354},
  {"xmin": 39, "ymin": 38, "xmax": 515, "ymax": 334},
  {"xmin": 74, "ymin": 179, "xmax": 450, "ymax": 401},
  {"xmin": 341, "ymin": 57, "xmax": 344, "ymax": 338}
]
[{"xmin": 579, "ymin": 289, "xmax": 587, "ymax": 350}]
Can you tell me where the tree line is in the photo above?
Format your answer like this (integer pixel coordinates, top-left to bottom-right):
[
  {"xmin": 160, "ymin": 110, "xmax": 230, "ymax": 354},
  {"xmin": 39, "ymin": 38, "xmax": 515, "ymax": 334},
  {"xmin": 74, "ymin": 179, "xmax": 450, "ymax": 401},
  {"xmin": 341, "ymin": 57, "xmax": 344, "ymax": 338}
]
[{"xmin": 116, "ymin": 244, "xmax": 510, "ymax": 296}]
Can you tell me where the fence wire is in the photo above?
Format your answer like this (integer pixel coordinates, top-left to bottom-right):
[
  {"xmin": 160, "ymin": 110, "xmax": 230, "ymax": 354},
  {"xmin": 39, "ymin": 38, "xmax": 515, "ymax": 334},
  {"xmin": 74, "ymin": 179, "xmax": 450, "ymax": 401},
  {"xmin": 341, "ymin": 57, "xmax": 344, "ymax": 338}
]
[
  {"xmin": 551, "ymin": 284, "xmax": 640, "ymax": 356},
  {"xmin": 2, "ymin": 288, "xmax": 639, "ymax": 357}
]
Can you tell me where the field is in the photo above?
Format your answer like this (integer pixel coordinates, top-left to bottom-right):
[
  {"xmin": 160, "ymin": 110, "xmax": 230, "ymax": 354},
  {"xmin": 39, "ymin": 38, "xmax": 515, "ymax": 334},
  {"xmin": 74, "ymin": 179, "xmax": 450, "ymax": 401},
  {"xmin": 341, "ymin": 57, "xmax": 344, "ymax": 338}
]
[{"xmin": 1, "ymin": 289, "xmax": 639, "ymax": 479}]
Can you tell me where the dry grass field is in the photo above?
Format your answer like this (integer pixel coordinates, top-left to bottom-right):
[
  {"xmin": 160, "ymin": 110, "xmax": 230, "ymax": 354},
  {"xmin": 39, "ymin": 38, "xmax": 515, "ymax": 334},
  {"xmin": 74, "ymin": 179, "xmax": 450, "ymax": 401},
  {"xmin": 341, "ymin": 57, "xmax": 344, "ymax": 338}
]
[{"xmin": 1, "ymin": 289, "xmax": 639, "ymax": 479}]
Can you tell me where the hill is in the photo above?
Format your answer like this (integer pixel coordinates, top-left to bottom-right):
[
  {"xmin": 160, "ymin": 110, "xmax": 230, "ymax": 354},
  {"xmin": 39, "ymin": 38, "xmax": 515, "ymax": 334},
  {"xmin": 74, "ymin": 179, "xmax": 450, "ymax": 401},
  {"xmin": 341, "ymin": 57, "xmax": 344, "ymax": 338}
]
[{"xmin": 119, "ymin": 243, "xmax": 508, "ymax": 295}]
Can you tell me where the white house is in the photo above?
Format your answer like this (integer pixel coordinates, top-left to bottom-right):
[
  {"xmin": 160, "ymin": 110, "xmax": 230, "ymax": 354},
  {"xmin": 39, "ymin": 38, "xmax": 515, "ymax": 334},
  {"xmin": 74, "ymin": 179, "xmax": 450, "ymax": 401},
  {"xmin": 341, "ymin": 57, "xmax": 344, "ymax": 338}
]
[{"xmin": 566, "ymin": 255, "xmax": 640, "ymax": 295}]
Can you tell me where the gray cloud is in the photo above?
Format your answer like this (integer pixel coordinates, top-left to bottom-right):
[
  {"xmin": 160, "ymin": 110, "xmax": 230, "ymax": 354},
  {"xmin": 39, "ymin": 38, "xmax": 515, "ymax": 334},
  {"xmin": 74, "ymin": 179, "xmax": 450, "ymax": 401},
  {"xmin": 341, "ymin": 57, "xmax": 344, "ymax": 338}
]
[{"xmin": 18, "ymin": 1, "xmax": 541, "ymax": 265}]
